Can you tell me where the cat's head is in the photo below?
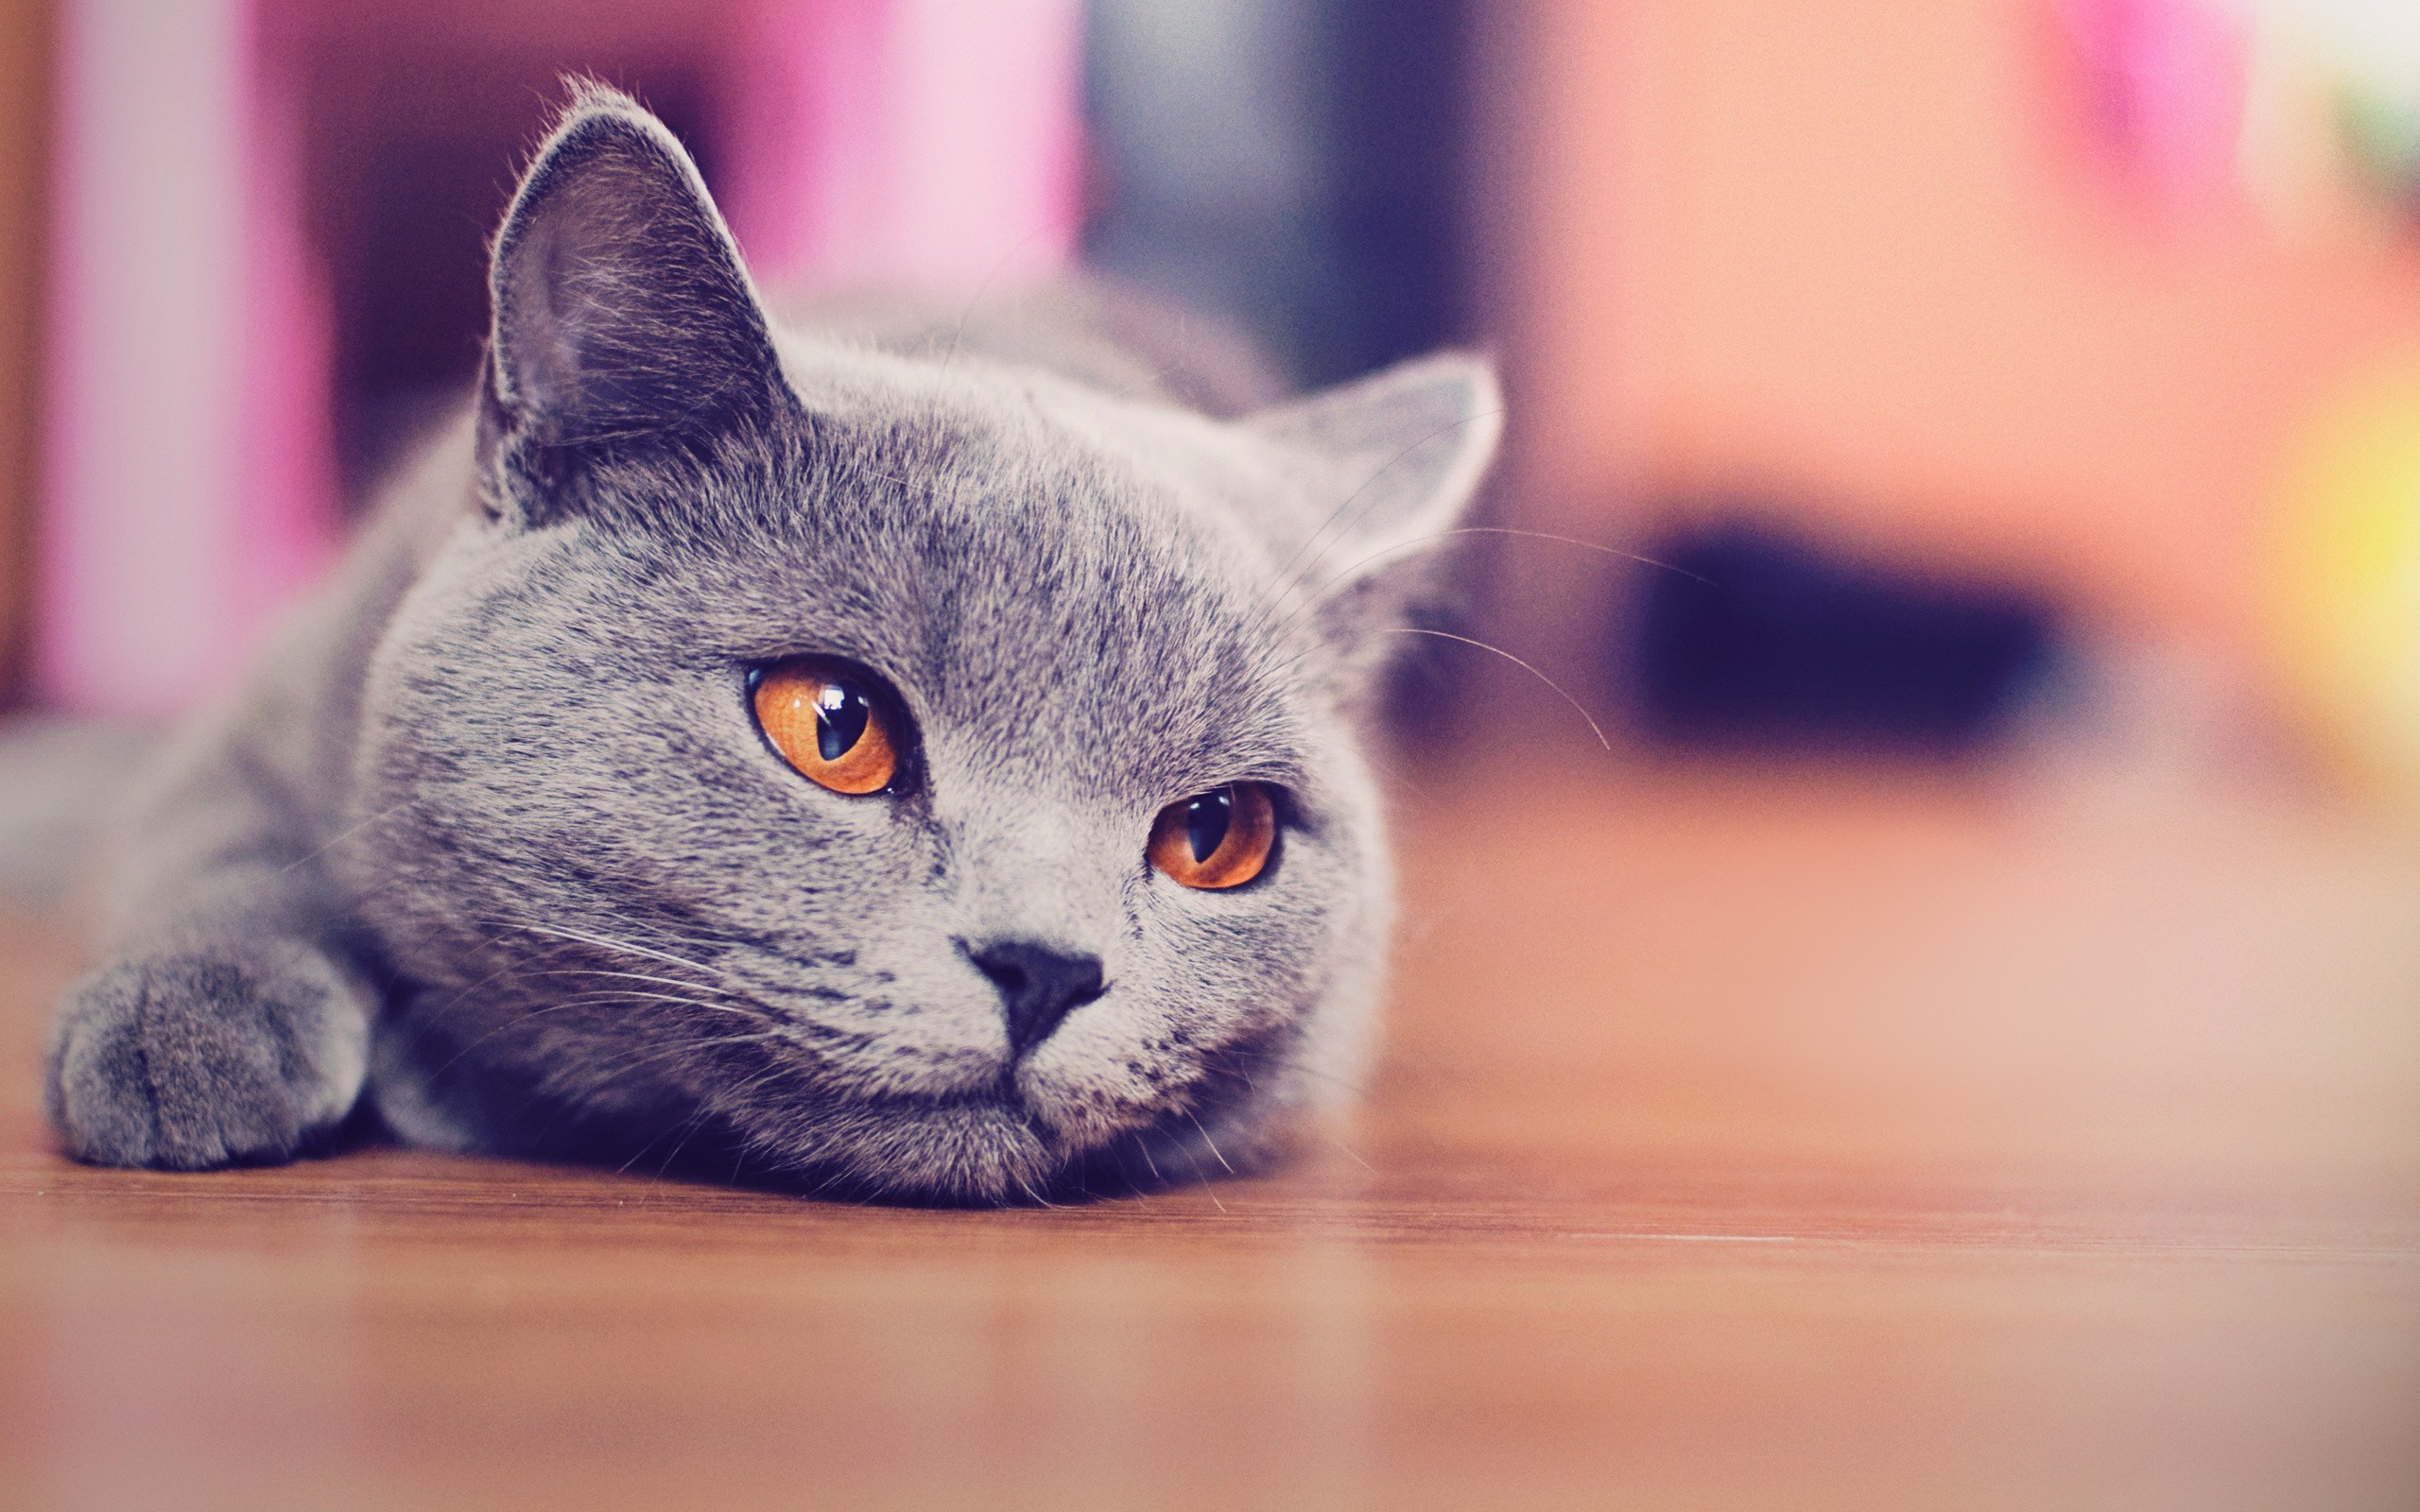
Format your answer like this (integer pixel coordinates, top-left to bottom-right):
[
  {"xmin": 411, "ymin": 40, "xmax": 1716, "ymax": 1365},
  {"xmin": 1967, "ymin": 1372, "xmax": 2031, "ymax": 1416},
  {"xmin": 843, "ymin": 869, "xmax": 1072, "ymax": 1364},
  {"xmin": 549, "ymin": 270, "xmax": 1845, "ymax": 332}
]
[{"xmin": 352, "ymin": 89, "xmax": 1499, "ymax": 1203}]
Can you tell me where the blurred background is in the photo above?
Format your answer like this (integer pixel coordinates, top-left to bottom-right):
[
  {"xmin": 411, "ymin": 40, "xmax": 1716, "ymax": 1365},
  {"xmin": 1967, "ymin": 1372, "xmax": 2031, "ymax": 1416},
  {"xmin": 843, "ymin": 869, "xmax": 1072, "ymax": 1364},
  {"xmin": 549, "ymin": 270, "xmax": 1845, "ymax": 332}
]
[
  {"xmin": 3, "ymin": 0, "xmax": 2420, "ymax": 801},
  {"xmin": 6, "ymin": 16, "xmax": 2420, "ymax": 1500}
]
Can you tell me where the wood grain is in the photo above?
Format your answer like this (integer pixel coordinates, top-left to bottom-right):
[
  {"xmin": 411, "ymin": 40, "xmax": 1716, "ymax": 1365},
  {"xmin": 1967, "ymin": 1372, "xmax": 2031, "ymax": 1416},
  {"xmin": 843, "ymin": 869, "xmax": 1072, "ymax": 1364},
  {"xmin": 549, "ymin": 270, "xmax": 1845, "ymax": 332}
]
[{"xmin": 3, "ymin": 768, "xmax": 2416, "ymax": 1509}]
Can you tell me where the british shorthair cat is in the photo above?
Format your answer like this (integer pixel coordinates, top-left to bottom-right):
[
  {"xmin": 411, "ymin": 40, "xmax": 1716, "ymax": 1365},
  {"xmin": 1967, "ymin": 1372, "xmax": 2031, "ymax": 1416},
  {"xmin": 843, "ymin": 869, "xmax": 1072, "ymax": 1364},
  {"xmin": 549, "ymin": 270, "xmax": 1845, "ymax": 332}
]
[{"xmin": 43, "ymin": 86, "xmax": 1500, "ymax": 1203}]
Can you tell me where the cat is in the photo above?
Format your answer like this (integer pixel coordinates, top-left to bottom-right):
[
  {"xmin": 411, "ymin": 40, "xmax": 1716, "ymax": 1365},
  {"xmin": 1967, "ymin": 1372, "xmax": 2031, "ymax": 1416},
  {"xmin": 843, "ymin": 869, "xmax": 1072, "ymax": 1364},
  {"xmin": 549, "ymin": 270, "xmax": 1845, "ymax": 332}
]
[{"xmin": 42, "ymin": 85, "xmax": 1501, "ymax": 1204}]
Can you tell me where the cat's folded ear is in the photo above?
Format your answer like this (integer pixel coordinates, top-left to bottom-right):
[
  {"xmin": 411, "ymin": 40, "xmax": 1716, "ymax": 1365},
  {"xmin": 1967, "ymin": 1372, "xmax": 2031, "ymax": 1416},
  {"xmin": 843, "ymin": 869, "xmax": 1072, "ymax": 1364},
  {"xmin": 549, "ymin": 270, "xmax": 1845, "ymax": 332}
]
[
  {"xmin": 479, "ymin": 84, "xmax": 793, "ymax": 525},
  {"xmin": 1249, "ymin": 352, "xmax": 1503, "ymax": 681}
]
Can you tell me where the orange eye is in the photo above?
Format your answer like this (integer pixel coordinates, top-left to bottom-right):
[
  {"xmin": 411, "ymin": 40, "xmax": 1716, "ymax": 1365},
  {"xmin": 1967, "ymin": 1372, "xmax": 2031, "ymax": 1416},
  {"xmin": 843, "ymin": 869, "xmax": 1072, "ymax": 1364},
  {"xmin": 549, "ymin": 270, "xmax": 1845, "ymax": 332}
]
[
  {"xmin": 752, "ymin": 661, "xmax": 900, "ymax": 795},
  {"xmin": 1149, "ymin": 783, "xmax": 1276, "ymax": 890}
]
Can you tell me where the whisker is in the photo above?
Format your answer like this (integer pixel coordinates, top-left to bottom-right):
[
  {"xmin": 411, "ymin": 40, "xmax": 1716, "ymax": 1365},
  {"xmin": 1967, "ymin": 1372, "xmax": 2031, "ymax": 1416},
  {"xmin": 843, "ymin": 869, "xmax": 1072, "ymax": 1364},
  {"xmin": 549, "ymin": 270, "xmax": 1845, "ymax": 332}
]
[
  {"xmin": 376, "ymin": 904, "xmax": 730, "ymax": 1072},
  {"xmin": 425, "ymin": 992, "xmax": 614, "ymax": 1079},
  {"xmin": 581, "ymin": 1030, "xmax": 793, "ymax": 1078},
  {"xmin": 1384, "ymin": 627, "xmax": 1612, "ymax": 751},
  {"xmin": 513, "ymin": 1029, "xmax": 794, "ymax": 1150},
  {"xmin": 1184, "ymin": 1108, "xmax": 1237, "ymax": 1176},
  {"xmin": 516, "ymin": 966, "xmax": 729, "ymax": 991},
  {"xmin": 539, "ymin": 988, "xmax": 769, "ymax": 1022},
  {"xmin": 1284, "ymin": 1061, "xmax": 1370, "ymax": 1100},
  {"xmin": 397, "ymin": 937, "xmax": 603, "ymax": 1074},
  {"xmin": 1266, "ymin": 524, "xmax": 1714, "ymax": 649},
  {"xmin": 1240, "ymin": 523, "xmax": 1716, "ymax": 705},
  {"xmin": 637, "ymin": 1061, "xmax": 801, "ymax": 1201},
  {"xmin": 941, "ymin": 227, "xmax": 1049, "ymax": 373},
  {"xmin": 1173, "ymin": 1140, "xmax": 1228, "ymax": 1212},
  {"xmin": 312, "ymin": 853, "xmax": 444, "ymax": 927},
  {"xmin": 1266, "ymin": 406, "xmax": 1508, "ymax": 603},
  {"xmin": 479, "ymin": 919, "xmax": 717, "ymax": 975},
  {"xmin": 398, "ymin": 933, "xmax": 717, "ymax": 1068},
  {"xmin": 616, "ymin": 1106, "xmax": 705, "ymax": 1178},
  {"xmin": 628, "ymin": 1060, "xmax": 778, "ymax": 1184},
  {"xmin": 519, "ymin": 1031, "xmax": 795, "ymax": 1124},
  {"xmin": 276, "ymin": 798, "xmax": 423, "ymax": 878},
  {"xmin": 1326, "ymin": 1130, "xmax": 1376, "ymax": 1173}
]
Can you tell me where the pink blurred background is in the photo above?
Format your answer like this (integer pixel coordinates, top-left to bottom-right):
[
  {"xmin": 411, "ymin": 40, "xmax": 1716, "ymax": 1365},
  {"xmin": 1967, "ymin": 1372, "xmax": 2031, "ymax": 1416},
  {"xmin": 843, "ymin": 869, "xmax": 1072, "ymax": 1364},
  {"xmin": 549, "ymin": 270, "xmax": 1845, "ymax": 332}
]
[{"xmin": 22, "ymin": 0, "xmax": 1080, "ymax": 715}]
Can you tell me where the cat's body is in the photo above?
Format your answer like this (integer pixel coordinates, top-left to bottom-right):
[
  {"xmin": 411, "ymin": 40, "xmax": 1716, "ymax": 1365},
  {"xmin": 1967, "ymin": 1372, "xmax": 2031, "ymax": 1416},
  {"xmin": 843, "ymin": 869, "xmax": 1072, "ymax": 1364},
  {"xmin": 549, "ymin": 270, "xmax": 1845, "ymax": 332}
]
[{"xmin": 43, "ymin": 90, "xmax": 1499, "ymax": 1203}]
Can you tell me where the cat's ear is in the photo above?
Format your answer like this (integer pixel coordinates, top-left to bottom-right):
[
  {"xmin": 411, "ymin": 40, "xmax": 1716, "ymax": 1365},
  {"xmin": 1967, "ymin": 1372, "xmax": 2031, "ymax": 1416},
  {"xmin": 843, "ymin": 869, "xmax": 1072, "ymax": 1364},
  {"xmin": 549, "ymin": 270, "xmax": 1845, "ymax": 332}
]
[
  {"xmin": 1249, "ymin": 352, "xmax": 1502, "ymax": 674},
  {"xmin": 478, "ymin": 84, "xmax": 791, "ymax": 525}
]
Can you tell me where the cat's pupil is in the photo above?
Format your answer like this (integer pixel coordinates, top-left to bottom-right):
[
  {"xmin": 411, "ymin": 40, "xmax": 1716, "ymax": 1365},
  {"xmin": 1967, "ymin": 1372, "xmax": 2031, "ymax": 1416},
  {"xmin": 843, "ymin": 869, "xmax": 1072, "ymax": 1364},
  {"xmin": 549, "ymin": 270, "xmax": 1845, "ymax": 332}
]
[
  {"xmin": 814, "ymin": 681, "xmax": 870, "ymax": 761},
  {"xmin": 1185, "ymin": 789, "xmax": 1234, "ymax": 864}
]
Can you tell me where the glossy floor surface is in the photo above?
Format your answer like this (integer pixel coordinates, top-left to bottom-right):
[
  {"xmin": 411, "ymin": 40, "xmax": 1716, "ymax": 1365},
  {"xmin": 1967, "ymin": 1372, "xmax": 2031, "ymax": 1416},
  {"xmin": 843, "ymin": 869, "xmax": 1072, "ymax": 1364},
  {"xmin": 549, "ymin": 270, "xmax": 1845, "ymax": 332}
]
[{"xmin": 4, "ymin": 770, "xmax": 2418, "ymax": 1509}]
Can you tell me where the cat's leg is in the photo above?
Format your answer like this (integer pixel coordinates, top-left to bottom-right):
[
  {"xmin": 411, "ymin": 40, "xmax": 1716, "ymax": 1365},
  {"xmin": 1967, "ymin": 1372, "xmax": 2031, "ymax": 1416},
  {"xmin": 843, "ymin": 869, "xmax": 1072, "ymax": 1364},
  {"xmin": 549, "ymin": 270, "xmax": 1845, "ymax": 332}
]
[{"xmin": 45, "ymin": 718, "xmax": 377, "ymax": 1170}]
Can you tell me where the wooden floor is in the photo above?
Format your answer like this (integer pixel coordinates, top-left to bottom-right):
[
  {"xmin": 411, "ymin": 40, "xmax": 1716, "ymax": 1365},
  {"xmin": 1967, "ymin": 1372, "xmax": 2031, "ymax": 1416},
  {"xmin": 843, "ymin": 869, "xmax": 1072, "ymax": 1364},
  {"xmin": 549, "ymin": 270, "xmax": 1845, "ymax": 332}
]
[{"xmin": 3, "ymin": 766, "xmax": 2417, "ymax": 1510}]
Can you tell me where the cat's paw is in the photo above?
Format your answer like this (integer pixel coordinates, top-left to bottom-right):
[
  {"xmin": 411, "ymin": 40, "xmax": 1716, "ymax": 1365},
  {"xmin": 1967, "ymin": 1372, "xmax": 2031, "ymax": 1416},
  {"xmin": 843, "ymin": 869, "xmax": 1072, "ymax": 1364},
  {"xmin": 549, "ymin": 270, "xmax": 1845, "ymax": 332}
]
[{"xmin": 44, "ymin": 939, "xmax": 373, "ymax": 1170}]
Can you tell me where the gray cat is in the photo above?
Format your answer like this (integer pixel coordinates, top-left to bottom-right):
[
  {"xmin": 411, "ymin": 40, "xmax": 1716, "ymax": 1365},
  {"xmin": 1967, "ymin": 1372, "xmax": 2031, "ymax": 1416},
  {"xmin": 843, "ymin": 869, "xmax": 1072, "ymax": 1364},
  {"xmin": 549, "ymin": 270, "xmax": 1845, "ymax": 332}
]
[{"xmin": 42, "ymin": 87, "xmax": 1500, "ymax": 1204}]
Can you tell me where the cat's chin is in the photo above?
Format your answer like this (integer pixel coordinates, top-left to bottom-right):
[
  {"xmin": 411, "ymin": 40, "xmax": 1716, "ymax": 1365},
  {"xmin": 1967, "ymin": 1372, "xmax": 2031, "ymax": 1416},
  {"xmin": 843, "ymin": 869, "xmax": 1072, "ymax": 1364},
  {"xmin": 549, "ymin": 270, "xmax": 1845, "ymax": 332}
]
[
  {"xmin": 735, "ymin": 1094, "xmax": 1069, "ymax": 1206},
  {"xmin": 735, "ymin": 1079, "xmax": 1248, "ymax": 1207}
]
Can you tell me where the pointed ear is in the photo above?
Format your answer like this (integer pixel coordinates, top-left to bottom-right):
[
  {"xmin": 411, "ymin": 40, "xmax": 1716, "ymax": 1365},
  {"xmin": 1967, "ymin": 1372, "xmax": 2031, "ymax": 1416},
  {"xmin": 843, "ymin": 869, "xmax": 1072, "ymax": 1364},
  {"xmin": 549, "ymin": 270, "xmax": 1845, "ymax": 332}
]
[
  {"xmin": 479, "ymin": 85, "xmax": 791, "ymax": 524},
  {"xmin": 1250, "ymin": 352, "xmax": 1503, "ymax": 674}
]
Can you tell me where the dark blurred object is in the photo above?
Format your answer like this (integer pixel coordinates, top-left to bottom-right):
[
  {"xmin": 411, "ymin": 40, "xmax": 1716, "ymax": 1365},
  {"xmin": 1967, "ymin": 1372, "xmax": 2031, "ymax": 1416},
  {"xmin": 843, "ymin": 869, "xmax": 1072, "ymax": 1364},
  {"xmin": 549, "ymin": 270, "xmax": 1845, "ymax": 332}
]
[
  {"xmin": 284, "ymin": 7, "xmax": 726, "ymax": 501},
  {"xmin": 317, "ymin": 74, "xmax": 717, "ymax": 498},
  {"xmin": 1083, "ymin": 0, "xmax": 1473, "ymax": 386},
  {"xmin": 1628, "ymin": 521, "xmax": 2060, "ymax": 757},
  {"xmin": 0, "ymin": 0, "xmax": 51, "ymax": 709}
]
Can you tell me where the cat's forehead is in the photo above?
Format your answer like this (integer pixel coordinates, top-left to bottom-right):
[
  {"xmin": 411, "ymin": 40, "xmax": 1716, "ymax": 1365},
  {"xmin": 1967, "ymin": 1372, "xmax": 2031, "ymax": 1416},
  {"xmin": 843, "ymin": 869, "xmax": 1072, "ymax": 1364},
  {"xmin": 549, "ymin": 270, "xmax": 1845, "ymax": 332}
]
[
  {"xmin": 689, "ymin": 382, "xmax": 1318, "ymax": 789},
  {"xmin": 777, "ymin": 339, "xmax": 1322, "ymax": 542}
]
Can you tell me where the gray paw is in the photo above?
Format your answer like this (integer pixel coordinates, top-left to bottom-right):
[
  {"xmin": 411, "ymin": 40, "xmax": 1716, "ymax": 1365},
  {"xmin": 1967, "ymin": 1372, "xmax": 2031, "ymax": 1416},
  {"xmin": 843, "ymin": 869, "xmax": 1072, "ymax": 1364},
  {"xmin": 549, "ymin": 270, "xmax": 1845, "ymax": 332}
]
[{"xmin": 45, "ymin": 939, "xmax": 373, "ymax": 1170}]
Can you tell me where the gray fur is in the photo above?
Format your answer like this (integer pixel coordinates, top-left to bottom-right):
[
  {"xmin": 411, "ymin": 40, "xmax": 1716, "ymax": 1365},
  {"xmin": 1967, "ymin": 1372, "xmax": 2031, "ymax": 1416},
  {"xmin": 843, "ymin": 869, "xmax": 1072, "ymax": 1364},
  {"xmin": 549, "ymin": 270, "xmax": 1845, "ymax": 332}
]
[
  {"xmin": 0, "ymin": 716, "xmax": 157, "ymax": 908},
  {"xmin": 43, "ymin": 88, "xmax": 1500, "ymax": 1203}
]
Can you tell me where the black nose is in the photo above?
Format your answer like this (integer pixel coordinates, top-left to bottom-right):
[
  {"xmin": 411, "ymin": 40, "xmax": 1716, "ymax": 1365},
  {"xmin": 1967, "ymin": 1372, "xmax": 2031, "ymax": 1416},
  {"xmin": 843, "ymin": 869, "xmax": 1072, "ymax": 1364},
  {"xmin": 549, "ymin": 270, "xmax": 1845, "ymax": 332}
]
[{"xmin": 969, "ymin": 940, "xmax": 1106, "ymax": 1056}]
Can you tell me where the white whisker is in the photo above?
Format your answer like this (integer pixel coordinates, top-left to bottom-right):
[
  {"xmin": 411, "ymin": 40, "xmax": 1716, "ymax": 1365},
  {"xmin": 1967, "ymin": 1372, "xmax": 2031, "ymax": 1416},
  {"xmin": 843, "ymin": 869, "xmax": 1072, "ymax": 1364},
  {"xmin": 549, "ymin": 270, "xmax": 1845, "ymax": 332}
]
[
  {"xmin": 520, "ymin": 966, "xmax": 769, "ymax": 1005},
  {"xmin": 1384, "ymin": 627, "xmax": 1612, "ymax": 751},
  {"xmin": 276, "ymin": 798, "xmax": 423, "ymax": 878},
  {"xmin": 483, "ymin": 919, "xmax": 717, "ymax": 974},
  {"xmin": 541, "ymin": 988, "xmax": 768, "ymax": 1022},
  {"xmin": 1267, "ymin": 406, "xmax": 1508, "ymax": 600},
  {"xmin": 1184, "ymin": 1108, "xmax": 1237, "ymax": 1176}
]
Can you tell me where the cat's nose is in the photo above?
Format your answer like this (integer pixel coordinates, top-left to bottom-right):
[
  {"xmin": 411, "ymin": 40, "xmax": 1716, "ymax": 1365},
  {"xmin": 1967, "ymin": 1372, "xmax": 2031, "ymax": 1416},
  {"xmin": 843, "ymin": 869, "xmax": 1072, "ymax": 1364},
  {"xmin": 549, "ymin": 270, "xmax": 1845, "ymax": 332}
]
[{"xmin": 966, "ymin": 940, "xmax": 1106, "ymax": 1057}]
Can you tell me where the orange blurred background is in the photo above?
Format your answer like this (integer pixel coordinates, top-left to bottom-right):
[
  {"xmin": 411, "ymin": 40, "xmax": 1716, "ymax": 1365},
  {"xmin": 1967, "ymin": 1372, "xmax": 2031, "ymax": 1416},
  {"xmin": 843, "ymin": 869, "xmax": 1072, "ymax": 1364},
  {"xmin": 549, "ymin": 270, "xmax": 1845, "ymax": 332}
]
[{"xmin": 1476, "ymin": 0, "xmax": 2420, "ymax": 755}]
